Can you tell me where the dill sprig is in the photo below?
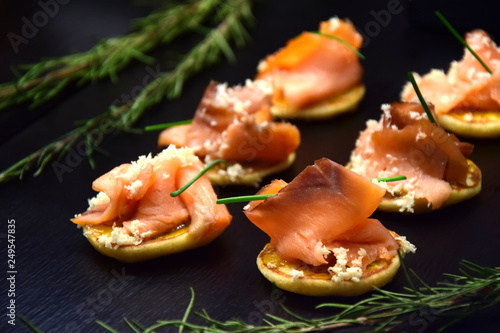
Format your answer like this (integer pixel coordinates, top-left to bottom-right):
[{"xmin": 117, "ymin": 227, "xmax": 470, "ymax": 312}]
[
  {"xmin": 0, "ymin": 0, "xmax": 227, "ymax": 110},
  {"xmin": 95, "ymin": 259, "xmax": 500, "ymax": 332},
  {"xmin": 435, "ymin": 11, "xmax": 493, "ymax": 74},
  {"xmin": 0, "ymin": 0, "xmax": 254, "ymax": 184}
]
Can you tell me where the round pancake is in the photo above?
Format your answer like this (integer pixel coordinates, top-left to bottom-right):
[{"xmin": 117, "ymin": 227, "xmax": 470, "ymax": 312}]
[
  {"xmin": 207, "ymin": 153, "xmax": 296, "ymax": 186},
  {"xmin": 378, "ymin": 159, "xmax": 482, "ymax": 213},
  {"xmin": 82, "ymin": 222, "xmax": 225, "ymax": 264},
  {"xmin": 256, "ymin": 242, "xmax": 402, "ymax": 297},
  {"xmin": 270, "ymin": 84, "xmax": 365, "ymax": 120},
  {"xmin": 437, "ymin": 111, "xmax": 500, "ymax": 138}
]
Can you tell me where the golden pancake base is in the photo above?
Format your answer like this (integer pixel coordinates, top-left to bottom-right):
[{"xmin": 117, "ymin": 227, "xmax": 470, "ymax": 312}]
[
  {"xmin": 82, "ymin": 223, "xmax": 225, "ymax": 264},
  {"xmin": 256, "ymin": 242, "xmax": 402, "ymax": 297},
  {"xmin": 437, "ymin": 111, "xmax": 500, "ymax": 138},
  {"xmin": 378, "ymin": 159, "xmax": 482, "ymax": 213},
  {"xmin": 270, "ymin": 84, "xmax": 365, "ymax": 120},
  {"xmin": 207, "ymin": 153, "xmax": 296, "ymax": 186}
]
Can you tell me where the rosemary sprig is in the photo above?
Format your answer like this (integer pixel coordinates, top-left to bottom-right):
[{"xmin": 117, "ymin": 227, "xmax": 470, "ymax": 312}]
[
  {"xmin": 0, "ymin": 113, "xmax": 111, "ymax": 183},
  {"xmin": 435, "ymin": 11, "xmax": 493, "ymax": 74},
  {"xmin": 96, "ymin": 259, "xmax": 500, "ymax": 332},
  {"xmin": 0, "ymin": 0, "xmax": 226, "ymax": 110},
  {"xmin": 113, "ymin": 0, "xmax": 254, "ymax": 129},
  {"xmin": 407, "ymin": 71, "xmax": 438, "ymax": 124},
  {"xmin": 0, "ymin": 0, "xmax": 254, "ymax": 184}
]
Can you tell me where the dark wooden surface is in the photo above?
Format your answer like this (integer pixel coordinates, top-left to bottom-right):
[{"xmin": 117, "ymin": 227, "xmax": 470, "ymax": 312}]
[{"xmin": 1, "ymin": 1, "xmax": 500, "ymax": 332}]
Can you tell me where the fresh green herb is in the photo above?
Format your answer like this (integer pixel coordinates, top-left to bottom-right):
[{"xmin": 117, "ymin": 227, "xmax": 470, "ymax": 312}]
[
  {"xmin": 0, "ymin": 0, "xmax": 254, "ymax": 184},
  {"xmin": 216, "ymin": 193, "xmax": 274, "ymax": 204},
  {"xmin": 171, "ymin": 159, "xmax": 228, "ymax": 197},
  {"xmin": 216, "ymin": 175, "xmax": 407, "ymax": 204},
  {"xmin": 95, "ymin": 259, "xmax": 500, "ymax": 332},
  {"xmin": 144, "ymin": 119, "xmax": 192, "ymax": 131},
  {"xmin": 435, "ymin": 11, "xmax": 493, "ymax": 74},
  {"xmin": 0, "ymin": 0, "xmax": 227, "ymax": 110},
  {"xmin": 312, "ymin": 31, "xmax": 366, "ymax": 60},
  {"xmin": 18, "ymin": 314, "xmax": 44, "ymax": 333},
  {"xmin": 371, "ymin": 175, "xmax": 406, "ymax": 182},
  {"xmin": 407, "ymin": 72, "xmax": 438, "ymax": 124}
]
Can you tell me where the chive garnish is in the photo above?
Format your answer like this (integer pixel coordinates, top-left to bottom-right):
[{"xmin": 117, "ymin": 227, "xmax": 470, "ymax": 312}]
[
  {"xmin": 145, "ymin": 119, "xmax": 192, "ymax": 131},
  {"xmin": 371, "ymin": 175, "xmax": 406, "ymax": 182},
  {"xmin": 435, "ymin": 11, "xmax": 493, "ymax": 74},
  {"xmin": 170, "ymin": 159, "xmax": 228, "ymax": 197},
  {"xmin": 407, "ymin": 72, "xmax": 438, "ymax": 125},
  {"xmin": 312, "ymin": 31, "xmax": 366, "ymax": 60},
  {"xmin": 216, "ymin": 194, "xmax": 274, "ymax": 205},
  {"xmin": 216, "ymin": 176, "xmax": 407, "ymax": 204}
]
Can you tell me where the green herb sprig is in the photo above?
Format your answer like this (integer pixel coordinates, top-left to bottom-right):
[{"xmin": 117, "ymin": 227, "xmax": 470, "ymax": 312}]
[
  {"xmin": 407, "ymin": 72, "xmax": 438, "ymax": 125},
  {"xmin": 216, "ymin": 175, "xmax": 407, "ymax": 204},
  {"xmin": 170, "ymin": 158, "xmax": 407, "ymax": 205},
  {"xmin": 435, "ymin": 11, "xmax": 493, "ymax": 74},
  {"xmin": 170, "ymin": 159, "xmax": 228, "ymax": 197},
  {"xmin": 94, "ymin": 259, "xmax": 500, "ymax": 332},
  {"xmin": 311, "ymin": 31, "xmax": 366, "ymax": 60},
  {"xmin": 371, "ymin": 175, "xmax": 406, "ymax": 182},
  {"xmin": 0, "ymin": 0, "xmax": 227, "ymax": 110},
  {"xmin": 0, "ymin": 0, "xmax": 254, "ymax": 184},
  {"xmin": 144, "ymin": 119, "xmax": 192, "ymax": 131},
  {"xmin": 217, "ymin": 193, "xmax": 274, "ymax": 204}
]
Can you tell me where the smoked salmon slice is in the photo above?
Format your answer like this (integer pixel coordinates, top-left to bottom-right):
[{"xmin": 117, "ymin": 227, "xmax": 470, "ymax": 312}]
[
  {"xmin": 158, "ymin": 80, "xmax": 300, "ymax": 178},
  {"xmin": 244, "ymin": 158, "xmax": 400, "ymax": 273},
  {"xmin": 255, "ymin": 17, "xmax": 363, "ymax": 111},
  {"xmin": 348, "ymin": 102, "xmax": 475, "ymax": 212},
  {"xmin": 401, "ymin": 30, "xmax": 500, "ymax": 114},
  {"xmin": 72, "ymin": 146, "xmax": 232, "ymax": 249}
]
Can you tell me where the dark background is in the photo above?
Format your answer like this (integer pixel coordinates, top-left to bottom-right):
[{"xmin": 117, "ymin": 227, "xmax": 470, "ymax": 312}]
[{"xmin": 1, "ymin": 1, "xmax": 500, "ymax": 332}]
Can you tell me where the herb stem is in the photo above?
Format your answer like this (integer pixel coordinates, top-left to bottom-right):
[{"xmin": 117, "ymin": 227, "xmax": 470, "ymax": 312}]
[
  {"xmin": 24, "ymin": 260, "xmax": 500, "ymax": 333},
  {"xmin": 371, "ymin": 175, "xmax": 406, "ymax": 182},
  {"xmin": 216, "ymin": 176, "xmax": 407, "ymax": 204},
  {"xmin": 407, "ymin": 72, "xmax": 437, "ymax": 124},
  {"xmin": 216, "ymin": 194, "xmax": 273, "ymax": 204},
  {"xmin": 144, "ymin": 119, "xmax": 192, "ymax": 131},
  {"xmin": 95, "ymin": 258, "xmax": 500, "ymax": 332},
  {"xmin": 435, "ymin": 11, "xmax": 493, "ymax": 74},
  {"xmin": 0, "ymin": 0, "xmax": 226, "ymax": 110},
  {"xmin": 312, "ymin": 31, "xmax": 365, "ymax": 60},
  {"xmin": 0, "ymin": 0, "xmax": 255, "ymax": 184},
  {"xmin": 171, "ymin": 159, "xmax": 228, "ymax": 197}
]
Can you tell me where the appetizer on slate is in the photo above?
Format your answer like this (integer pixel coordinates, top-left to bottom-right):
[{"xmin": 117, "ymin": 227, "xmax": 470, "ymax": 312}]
[
  {"xmin": 348, "ymin": 102, "xmax": 482, "ymax": 213},
  {"xmin": 255, "ymin": 17, "xmax": 365, "ymax": 120},
  {"xmin": 158, "ymin": 79, "xmax": 300, "ymax": 185},
  {"xmin": 71, "ymin": 146, "xmax": 232, "ymax": 263},
  {"xmin": 243, "ymin": 158, "xmax": 416, "ymax": 297},
  {"xmin": 401, "ymin": 30, "xmax": 500, "ymax": 137}
]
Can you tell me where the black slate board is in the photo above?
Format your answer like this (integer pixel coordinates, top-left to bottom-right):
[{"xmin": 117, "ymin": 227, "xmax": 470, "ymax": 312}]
[{"xmin": 1, "ymin": 1, "xmax": 500, "ymax": 332}]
